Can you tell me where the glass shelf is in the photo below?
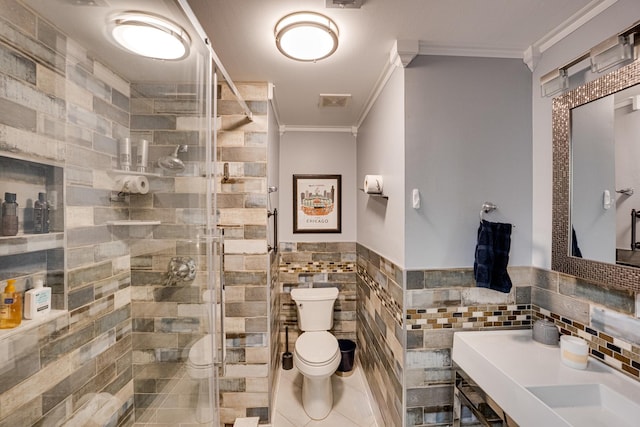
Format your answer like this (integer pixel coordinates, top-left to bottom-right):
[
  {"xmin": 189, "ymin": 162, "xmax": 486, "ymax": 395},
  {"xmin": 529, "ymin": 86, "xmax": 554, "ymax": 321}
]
[
  {"xmin": 0, "ymin": 232, "xmax": 64, "ymax": 257},
  {"xmin": 110, "ymin": 169, "xmax": 162, "ymax": 177},
  {"xmin": 106, "ymin": 220, "xmax": 161, "ymax": 226}
]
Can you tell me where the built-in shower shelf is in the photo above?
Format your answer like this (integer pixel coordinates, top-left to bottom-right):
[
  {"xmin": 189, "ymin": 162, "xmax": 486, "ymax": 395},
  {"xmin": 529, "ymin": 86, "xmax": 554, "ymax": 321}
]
[
  {"xmin": 106, "ymin": 220, "xmax": 161, "ymax": 226},
  {"xmin": 0, "ymin": 232, "xmax": 64, "ymax": 257},
  {"xmin": 110, "ymin": 169, "xmax": 162, "ymax": 177},
  {"xmin": 0, "ymin": 310, "xmax": 67, "ymax": 341}
]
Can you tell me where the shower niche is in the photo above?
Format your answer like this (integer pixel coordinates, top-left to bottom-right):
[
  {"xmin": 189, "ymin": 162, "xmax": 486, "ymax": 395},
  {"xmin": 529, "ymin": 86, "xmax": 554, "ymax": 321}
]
[{"xmin": 0, "ymin": 155, "xmax": 65, "ymax": 313}]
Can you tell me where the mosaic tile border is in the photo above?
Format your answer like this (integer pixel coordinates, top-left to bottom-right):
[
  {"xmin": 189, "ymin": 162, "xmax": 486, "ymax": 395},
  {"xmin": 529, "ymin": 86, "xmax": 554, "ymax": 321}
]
[
  {"xmin": 406, "ymin": 305, "xmax": 532, "ymax": 330},
  {"xmin": 552, "ymin": 59, "xmax": 640, "ymax": 291},
  {"xmin": 279, "ymin": 260, "xmax": 355, "ymax": 274},
  {"xmin": 533, "ymin": 306, "xmax": 640, "ymax": 380},
  {"xmin": 357, "ymin": 265, "xmax": 403, "ymax": 326}
]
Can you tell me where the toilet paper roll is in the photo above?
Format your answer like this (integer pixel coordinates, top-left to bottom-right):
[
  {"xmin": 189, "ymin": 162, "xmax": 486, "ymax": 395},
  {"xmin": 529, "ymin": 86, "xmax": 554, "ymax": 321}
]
[
  {"xmin": 116, "ymin": 175, "xmax": 149, "ymax": 194},
  {"xmin": 364, "ymin": 175, "xmax": 383, "ymax": 194}
]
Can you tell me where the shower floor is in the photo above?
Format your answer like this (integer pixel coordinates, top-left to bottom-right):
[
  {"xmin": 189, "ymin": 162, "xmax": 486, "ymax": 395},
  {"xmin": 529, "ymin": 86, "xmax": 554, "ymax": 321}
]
[
  {"xmin": 132, "ymin": 365, "xmax": 209, "ymax": 426},
  {"xmin": 130, "ymin": 363, "xmax": 379, "ymax": 426}
]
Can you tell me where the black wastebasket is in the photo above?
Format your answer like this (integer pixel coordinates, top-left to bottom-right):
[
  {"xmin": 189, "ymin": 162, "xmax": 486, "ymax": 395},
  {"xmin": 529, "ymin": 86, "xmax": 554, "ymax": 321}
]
[{"xmin": 337, "ymin": 339, "xmax": 357, "ymax": 375}]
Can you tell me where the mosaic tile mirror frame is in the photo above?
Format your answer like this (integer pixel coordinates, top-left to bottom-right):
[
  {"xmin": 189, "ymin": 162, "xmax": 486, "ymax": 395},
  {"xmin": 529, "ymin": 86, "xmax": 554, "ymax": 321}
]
[{"xmin": 552, "ymin": 55, "xmax": 640, "ymax": 292}]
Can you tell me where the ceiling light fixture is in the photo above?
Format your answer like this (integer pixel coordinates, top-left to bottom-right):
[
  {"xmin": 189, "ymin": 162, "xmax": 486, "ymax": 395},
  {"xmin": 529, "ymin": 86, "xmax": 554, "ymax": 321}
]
[
  {"xmin": 109, "ymin": 12, "xmax": 191, "ymax": 60},
  {"xmin": 275, "ymin": 11, "xmax": 339, "ymax": 62}
]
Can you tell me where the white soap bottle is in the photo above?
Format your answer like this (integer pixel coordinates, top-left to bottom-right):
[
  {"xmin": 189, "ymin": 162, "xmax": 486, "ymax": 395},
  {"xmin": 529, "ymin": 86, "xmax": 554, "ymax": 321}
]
[{"xmin": 24, "ymin": 279, "xmax": 51, "ymax": 319}]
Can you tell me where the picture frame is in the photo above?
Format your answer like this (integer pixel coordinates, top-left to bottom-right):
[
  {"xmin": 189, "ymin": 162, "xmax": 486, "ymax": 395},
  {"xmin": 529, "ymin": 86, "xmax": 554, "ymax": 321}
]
[{"xmin": 293, "ymin": 174, "xmax": 342, "ymax": 233}]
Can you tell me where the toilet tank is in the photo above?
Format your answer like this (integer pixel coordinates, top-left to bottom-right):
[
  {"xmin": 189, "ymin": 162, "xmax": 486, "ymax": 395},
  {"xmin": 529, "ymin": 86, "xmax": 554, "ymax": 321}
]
[{"xmin": 290, "ymin": 287, "xmax": 339, "ymax": 331}]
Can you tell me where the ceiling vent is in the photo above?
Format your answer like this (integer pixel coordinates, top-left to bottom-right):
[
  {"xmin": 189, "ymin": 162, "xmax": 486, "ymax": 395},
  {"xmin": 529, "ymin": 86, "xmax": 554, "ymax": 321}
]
[
  {"xmin": 319, "ymin": 94, "xmax": 351, "ymax": 108},
  {"xmin": 325, "ymin": 0, "xmax": 362, "ymax": 9}
]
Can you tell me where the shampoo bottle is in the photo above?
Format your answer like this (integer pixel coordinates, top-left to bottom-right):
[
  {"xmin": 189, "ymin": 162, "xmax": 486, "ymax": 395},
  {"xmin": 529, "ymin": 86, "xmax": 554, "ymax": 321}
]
[
  {"xmin": 24, "ymin": 279, "xmax": 51, "ymax": 319},
  {"xmin": 2, "ymin": 192, "xmax": 18, "ymax": 236},
  {"xmin": 33, "ymin": 193, "xmax": 49, "ymax": 234},
  {"xmin": 0, "ymin": 279, "xmax": 22, "ymax": 328}
]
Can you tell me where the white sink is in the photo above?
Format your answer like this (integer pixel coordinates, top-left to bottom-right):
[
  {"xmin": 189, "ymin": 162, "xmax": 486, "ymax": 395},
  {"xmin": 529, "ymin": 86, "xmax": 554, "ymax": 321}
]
[
  {"xmin": 526, "ymin": 383, "xmax": 640, "ymax": 427},
  {"xmin": 453, "ymin": 330, "xmax": 640, "ymax": 426}
]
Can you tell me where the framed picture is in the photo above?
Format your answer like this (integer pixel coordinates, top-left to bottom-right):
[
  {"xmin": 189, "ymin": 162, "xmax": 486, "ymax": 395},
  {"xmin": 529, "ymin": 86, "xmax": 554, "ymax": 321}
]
[{"xmin": 293, "ymin": 174, "xmax": 342, "ymax": 233}]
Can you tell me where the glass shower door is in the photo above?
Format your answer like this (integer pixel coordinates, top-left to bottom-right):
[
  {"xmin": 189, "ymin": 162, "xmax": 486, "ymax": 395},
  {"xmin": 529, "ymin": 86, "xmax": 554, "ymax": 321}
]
[{"xmin": 127, "ymin": 6, "xmax": 221, "ymax": 424}]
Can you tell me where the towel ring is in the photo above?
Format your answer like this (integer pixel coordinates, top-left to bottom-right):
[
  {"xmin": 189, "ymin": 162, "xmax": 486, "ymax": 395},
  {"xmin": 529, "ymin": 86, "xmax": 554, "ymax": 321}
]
[
  {"xmin": 480, "ymin": 202, "xmax": 497, "ymax": 221},
  {"xmin": 479, "ymin": 201, "xmax": 515, "ymax": 227}
]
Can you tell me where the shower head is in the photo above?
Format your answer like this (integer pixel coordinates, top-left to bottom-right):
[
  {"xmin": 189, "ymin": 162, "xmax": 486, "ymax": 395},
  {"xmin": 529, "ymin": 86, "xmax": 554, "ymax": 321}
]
[{"xmin": 158, "ymin": 145, "xmax": 187, "ymax": 172}]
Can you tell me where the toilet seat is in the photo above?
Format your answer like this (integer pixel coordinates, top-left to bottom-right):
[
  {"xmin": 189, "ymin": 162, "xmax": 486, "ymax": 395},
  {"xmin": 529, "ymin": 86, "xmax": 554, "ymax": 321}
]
[{"xmin": 294, "ymin": 331, "xmax": 339, "ymax": 366}]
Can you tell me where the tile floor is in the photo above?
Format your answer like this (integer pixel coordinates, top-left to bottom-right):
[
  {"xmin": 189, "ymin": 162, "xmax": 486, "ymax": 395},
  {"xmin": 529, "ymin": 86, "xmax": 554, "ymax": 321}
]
[{"xmin": 271, "ymin": 364, "xmax": 379, "ymax": 427}]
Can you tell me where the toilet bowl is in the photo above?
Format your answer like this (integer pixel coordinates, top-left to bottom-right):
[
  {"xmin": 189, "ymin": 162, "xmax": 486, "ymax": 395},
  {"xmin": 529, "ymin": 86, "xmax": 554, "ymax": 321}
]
[
  {"xmin": 290, "ymin": 287, "xmax": 340, "ymax": 420},
  {"xmin": 294, "ymin": 331, "xmax": 341, "ymax": 419}
]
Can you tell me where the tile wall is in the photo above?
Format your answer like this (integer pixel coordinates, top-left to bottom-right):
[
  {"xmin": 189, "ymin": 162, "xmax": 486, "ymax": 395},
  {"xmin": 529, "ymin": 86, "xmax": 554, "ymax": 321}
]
[
  {"xmin": 356, "ymin": 244, "xmax": 404, "ymax": 427},
  {"xmin": 217, "ymin": 82, "xmax": 271, "ymax": 426},
  {"xmin": 0, "ymin": 1, "xmax": 133, "ymax": 424},
  {"xmin": 531, "ymin": 268, "xmax": 640, "ymax": 382},
  {"xmin": 404, "ymin": 266, "xmax": 531, "ymax": 426},
  {"xmin": 269, "ymin": 249, "xmax": 281, "ymax": 415},
  {"xmin": 279, "ymin": 241, "xmax": 357, "ymax": 350}
]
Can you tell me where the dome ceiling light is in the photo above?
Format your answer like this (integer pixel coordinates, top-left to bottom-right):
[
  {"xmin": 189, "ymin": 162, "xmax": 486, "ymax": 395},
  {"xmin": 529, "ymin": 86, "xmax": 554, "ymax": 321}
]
[
  {"xmin": 274, "ymin": 11, "xmax": 339, "ymax": 62},
  {"xmin": 109, "ymin": 12, "xmax": 191, "ymax": 60}
]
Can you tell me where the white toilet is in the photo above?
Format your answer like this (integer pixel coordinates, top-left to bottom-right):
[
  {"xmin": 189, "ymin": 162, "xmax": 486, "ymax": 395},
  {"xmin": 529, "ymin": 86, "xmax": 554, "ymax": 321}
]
[
  {"xmin": 187, "ymin": 290, "xmax": 216, "ymax": 423},
  {"xmin": 290, "ymin": 287, "xmax": 341, "ymax": 420}
]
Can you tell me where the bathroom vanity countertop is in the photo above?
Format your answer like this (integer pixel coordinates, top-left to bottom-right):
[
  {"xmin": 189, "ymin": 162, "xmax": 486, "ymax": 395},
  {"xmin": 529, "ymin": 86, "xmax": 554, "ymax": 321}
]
[{"xmin": 452, "ymin": 329, "xmax": 640, "ymax": 427}]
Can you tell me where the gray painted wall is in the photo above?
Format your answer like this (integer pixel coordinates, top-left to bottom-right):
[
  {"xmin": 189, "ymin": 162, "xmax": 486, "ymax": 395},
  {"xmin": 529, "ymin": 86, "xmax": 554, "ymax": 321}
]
[
  {"xmin": 356, "ymin": 67, "xmax": 406, "ymax": 266},
  {"xmin": 278, "ymin": 131, "xmax": 357, "ymax": 242},
  {"xmin": 404, "ymin": 55, "xmax": 533, "ymax": 269}
]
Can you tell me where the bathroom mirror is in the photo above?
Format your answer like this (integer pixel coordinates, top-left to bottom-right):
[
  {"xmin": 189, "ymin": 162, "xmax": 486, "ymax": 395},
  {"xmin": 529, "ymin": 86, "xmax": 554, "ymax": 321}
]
[
  {"xmin": 570, "ymin": 84, "xmax": 640, "ymax": 267},
  {"xmin": 552, "ymin": 59, "xmax": 640, "ymax": 291}
]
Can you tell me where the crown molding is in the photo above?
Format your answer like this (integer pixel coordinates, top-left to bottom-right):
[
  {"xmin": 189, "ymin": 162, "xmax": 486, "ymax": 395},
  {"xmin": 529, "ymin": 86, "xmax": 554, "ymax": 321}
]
[
  {"xmin": 524, "ymin": 0, "xmax": 618, "ymax": 71},
  {"xmin": 390, "ymin": 40, "xmax": 419, "ymax": 68},
  {"xmin": 417, "ymin": 41, "xmax": 523, "ymax": 59}
]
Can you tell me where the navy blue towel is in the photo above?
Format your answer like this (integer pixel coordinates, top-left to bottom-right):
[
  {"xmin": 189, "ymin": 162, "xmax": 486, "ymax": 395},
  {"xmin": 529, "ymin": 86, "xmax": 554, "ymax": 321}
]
[
  {"xmin": 571, "ymin": 227, "xmax": 582, "ymax": 258},
  {"xmin": 474, "ymin": 220, "xmax": 513, "ymax": 293}
]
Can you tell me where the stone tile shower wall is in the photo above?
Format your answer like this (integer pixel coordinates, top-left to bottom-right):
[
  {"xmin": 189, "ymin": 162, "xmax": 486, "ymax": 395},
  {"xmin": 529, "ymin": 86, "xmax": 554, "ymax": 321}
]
[
  {"xmin": 356, "ymin": 244, "xmax": 404, "ymax": 427},
  {"xmin": 404, "ymin": 266, "xmax": 531, "ymax": 426},
  {"xmin": 268, "ymin": 249, "xmax": 280, "ymax": 414},
  {"xmin": 0, "ymin": 1, "xmax": 133, "ymax": 424},
  {"xmin": 217, "ymin": 82, "xmax": 271, "ymax": 426},
  {"xmin": 279, "ymin": 242, "xmax": 357, "ymax": 351},
  {"xmin": 128, "ymin": 82, "xmax": 210, "ymax": 422}
]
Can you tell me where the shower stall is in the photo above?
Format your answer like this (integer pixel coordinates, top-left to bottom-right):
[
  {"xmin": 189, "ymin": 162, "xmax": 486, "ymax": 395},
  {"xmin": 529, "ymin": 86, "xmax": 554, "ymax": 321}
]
[{"xmin": 0, "ymin": 0, "xmax": 229, "ymax": 425}]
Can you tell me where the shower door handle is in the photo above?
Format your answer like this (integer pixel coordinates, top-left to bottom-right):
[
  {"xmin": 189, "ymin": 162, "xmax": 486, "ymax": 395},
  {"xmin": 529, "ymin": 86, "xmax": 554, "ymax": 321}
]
[{"xmin": 217, "ymin": 233, "xmax": 226, "ymax": 375}]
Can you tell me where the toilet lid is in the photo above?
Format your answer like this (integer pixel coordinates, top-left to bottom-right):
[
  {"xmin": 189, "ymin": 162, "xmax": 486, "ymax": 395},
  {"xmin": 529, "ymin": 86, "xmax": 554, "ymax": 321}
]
[
  {"xmin": 189, "ymin": 336, "xmax": 214, "ymax": 367},
  {"xmin": 295, "ymin": 331, "xmax": 338, "ymax": 365}
]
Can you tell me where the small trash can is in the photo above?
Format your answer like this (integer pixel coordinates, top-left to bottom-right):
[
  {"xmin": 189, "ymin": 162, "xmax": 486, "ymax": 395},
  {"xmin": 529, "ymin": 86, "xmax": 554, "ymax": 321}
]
[{"xmin": 337, "ymin": 339, "xmax": 357, "ymax": 376}]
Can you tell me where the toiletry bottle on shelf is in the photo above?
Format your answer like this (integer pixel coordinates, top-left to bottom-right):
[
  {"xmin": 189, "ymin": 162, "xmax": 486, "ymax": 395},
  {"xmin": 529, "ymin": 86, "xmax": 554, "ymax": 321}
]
[
  {"xmin": 33, "ymin": 193, "xmax": 49, "ymax": 234},
  {"xmin": 0, "ymin": 279, "xmax": 22, "ymax": 328},
  {"xmin": 2, "ymin": 192, "xmax": 18, "ymax": 236},
  {"xmin": 24, "ymin": 279, "xmax": 51, "ymax": 319},
  {"xmin": 119, "ymin": 137, "xmax": 132, "ymax": 171}
]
